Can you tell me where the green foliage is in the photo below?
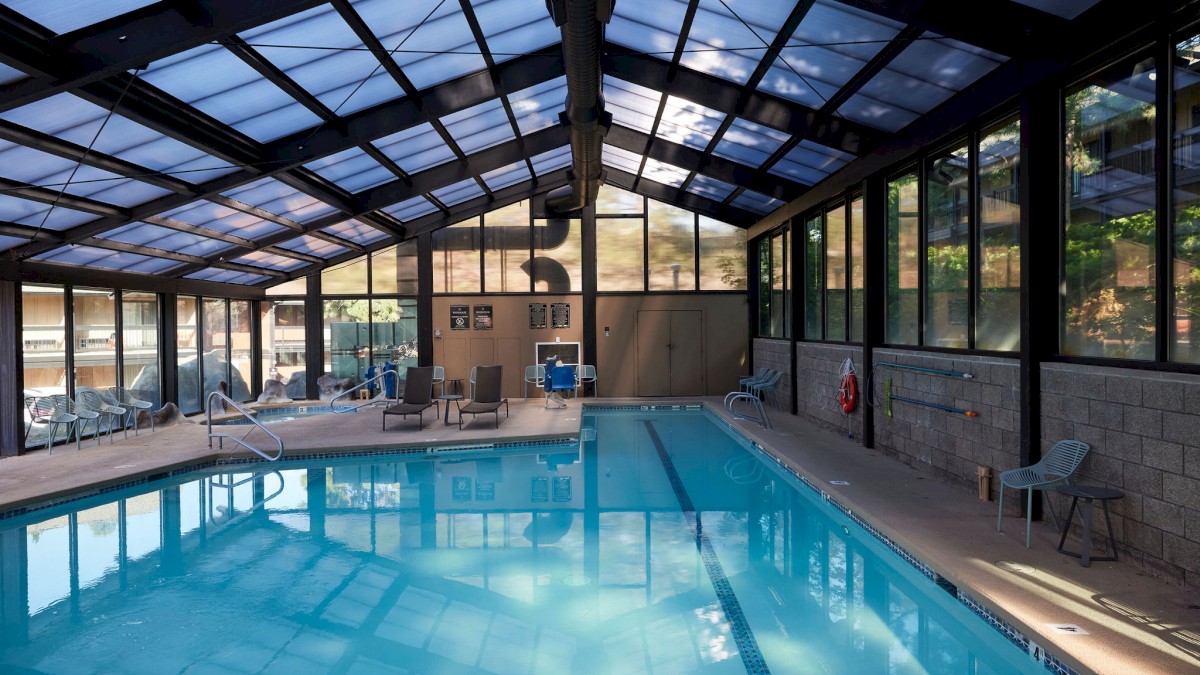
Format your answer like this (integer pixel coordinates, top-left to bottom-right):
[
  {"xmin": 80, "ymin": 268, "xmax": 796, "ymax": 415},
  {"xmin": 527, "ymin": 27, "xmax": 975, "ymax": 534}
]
[{"xmin": 322, "ymin": 299, "xmax": 402, "ymax": 322}]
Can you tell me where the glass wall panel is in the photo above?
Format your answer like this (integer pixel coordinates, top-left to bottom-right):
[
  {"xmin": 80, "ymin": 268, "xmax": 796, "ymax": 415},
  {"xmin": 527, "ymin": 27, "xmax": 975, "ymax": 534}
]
[
  {"xmin": 849, "ymin": 196, "xmax": 865, "ymax": 342},
  {"xmin": 230, "ymin": 300, "xmax": 252, "ymax": 401},
  {"xmin": 369, "ymin": 239, "xmax": 418, "ymax": 295},
  {"xmin": 323, "ymin": 299, "xmax": 368, "ymax": 382},
  {"xmin": 534, "ymin": 217, "xmax": 583, "ymax": 292},
  {"xmin": 758, "ymin": 237, "xmax": 771, "ymax": 336},
  {"xmin": 484, "ymin": 201, "xmax": 530, "ymax": 293},
  {"xmin": 266, "ymin": 277, "xmax": 307, "ymax": 295},
  {"xmin": 597, "ymin": 217, "xmax": 644, "ymax": 291},
  {"xmin": 886, "ymin": 172, "xmax": 920, "ymax": 344},
  {"xmin": 202, "ymin": 298, "xmax": 229, "ymax": 405},
  {"xmin": 595, "ymin": 184, "xmax": 644, "ymax": 214},
  {"xmin": 977, "ymin": 118, "xmax": 1022, "ymax": 351},
  {"xmin": 698, "ymin": 215, "xmax": 746, "ymax": 290},
  {"xmin": 433, "ymin": 218, "xmax": 482, "ymax": 293},
  {"xmin": 22, "ymin": 284, "xmax": 67, "ymax": 448},
  {"xmin": 122, "ymin": 291, "xmax": 160, "ymax": 409},
  {"xmin": 177, "ymin": 296, "xmax": 201, "ymax": 415},
  {"xmin": 647, "ymin": 200, "xmax": 696, "ymax": 291},
  {"xmin": 825, "ymin": 204, "xmax": 847, "ymax": 341},
  {"xmin": 925, "ymin": 143, "xmax": 970, "ymax": 349},
  {"xmin": 73, "ymin": 287, "xmax": 117, "ymax": 392},
  {"xmin": 370, "ymin": 298, "xmax": 419, "ymax": 376},
  {"xmin": 1064, "ymin": 55, "xmax": 1157, "ymax": 359},
  {"xmin": 804, "ymin": 215, "xmax": 823, "ymax": 338},
  {"xmin": 770, "ymin": 231, "xmax": 788, "ymax": 337},
  {"xmin": 1173, "ymin": 33, "xmax": 1200, "ymax": 362},
  {"xmin": 261, "ymin": 299, "xmax": 306, "ymax": 395},
  {"xmin": 322, "ymin": 257, "xmax": 369, "ymax": 295}
]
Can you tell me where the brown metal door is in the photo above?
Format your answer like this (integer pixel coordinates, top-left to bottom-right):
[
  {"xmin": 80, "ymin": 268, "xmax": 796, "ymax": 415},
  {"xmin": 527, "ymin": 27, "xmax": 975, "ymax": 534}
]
[
  {"xmin": 636, "ymin": 310, "xmax": 704, "ymax": 396},
  {"xmin": 669, "ymin": 310, "xmax": 704, "ymax": 395}
]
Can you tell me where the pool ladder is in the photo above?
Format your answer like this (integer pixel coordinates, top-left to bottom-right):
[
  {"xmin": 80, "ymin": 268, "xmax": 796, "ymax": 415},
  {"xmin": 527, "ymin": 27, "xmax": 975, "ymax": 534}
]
[
  {"xmin": 329, "ymin": 369, "xmax": 402, "ymax": 413},
  {"xmin": 724, "ymin": 391, "xmax": 772, "ymax": 429},
  {"xmin": 206, "ymin": 391, "xmax": 284, "ymax": 461}
]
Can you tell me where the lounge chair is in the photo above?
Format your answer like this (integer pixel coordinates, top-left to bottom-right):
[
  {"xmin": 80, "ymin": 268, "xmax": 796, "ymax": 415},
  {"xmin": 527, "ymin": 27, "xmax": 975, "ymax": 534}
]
[
  {"xmin": 382, "ymin": 366, "xmax": 438, "ymax": 430},
  {"xmin": 997, "ymin": 439, "xmax": 1091, "ymax": 547},
  {"xmin": 456, "ymin": 365, "xmax": 509, "ymax": 429}
]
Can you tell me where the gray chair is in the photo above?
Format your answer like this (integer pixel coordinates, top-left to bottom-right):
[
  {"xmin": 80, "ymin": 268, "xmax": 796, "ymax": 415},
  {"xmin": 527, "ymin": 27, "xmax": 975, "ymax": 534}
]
[
  {"xmin": 109, "ymin": 386, "xmax": 154, "ymax": 435},
  {"xmin": 997, "ymin": 440, "xmax": 1091, "ymax": 547},
  {"xmin": 739, "ymin": 367, "xmax": 770, "ymax": 392},
  {"xmin": 50, "ymin": 394, "xmax": 101, "ymax": 449},
  {"xmin": 431, "ymin": 366, "xmax": 445, "ymax": 397},
  {"xmin": 26, "ymin": 395, "xmax": 78, "ymax": 451},
  {"xmin": 523, "ymin": 364, "xmax": 546, "ymax": 399},
  {"xmin": 575, "ymin": 365, "xmax": 597, "ymax": 397},
  {"xmin": 76, "ymin": 388, "xmax": 128, "ymax": 443},
  {"xmin": 747, "ymin": 369, "xmax": 783, "ymax": 409},
  {"xmin": 382, "ymin": 366, "xmax": 438, "ymax": 429},
  {"xmin": 457, "ymin": 365, "xmax": 508, "ymax": 429}
]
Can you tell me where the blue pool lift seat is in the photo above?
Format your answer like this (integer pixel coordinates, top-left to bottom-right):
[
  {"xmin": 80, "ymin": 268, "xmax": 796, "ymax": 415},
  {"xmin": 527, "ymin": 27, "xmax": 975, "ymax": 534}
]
[{"xmin": 543, "ymin": 360, "xmax": 576, "ymax": 408}]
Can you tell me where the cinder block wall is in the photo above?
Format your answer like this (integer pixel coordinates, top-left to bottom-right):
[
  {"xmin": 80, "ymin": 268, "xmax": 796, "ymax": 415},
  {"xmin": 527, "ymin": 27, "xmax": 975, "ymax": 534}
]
[
  {"xmin": 794, "ymin": 342, "xmax": 864, "ymax": 439},
  {"xmin": 751, "ymin": 338, "xmax": 792, "ymax": 411},
  {"xmin": 1040, "ymin": 363, "xmax": 1200, "ymax": 587}
]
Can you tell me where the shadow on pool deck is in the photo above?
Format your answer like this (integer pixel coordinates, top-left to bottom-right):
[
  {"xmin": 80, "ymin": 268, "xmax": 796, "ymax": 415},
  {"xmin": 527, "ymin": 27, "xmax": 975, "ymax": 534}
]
[{"xmin": 2, "ymin": 395, "xmax": 1198, "ymax": 675}]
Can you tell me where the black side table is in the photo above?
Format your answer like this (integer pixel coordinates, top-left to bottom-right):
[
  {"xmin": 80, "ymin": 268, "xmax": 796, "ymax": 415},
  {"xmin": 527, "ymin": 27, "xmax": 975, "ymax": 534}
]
[
  {"xmin": 1056, "ymin": 485, "xmax": 1123, "ymax": 567},
  {"xmin": 439, "ymin": 394, "xmax": 463, "ymax": 425}
]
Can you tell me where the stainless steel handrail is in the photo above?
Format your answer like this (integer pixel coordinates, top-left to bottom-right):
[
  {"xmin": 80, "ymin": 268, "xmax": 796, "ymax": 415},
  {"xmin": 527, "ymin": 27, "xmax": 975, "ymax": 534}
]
[
  {"xmin": 329, "ymin": 369, "xmax": 402, "ymax": 413},
  {"xmin": 206, "ymin": 391, "xmax": 284, "ymax": 461},
  {"xmin": 724, "ymin": 391, "xmax": 772, "ymax": 429}
]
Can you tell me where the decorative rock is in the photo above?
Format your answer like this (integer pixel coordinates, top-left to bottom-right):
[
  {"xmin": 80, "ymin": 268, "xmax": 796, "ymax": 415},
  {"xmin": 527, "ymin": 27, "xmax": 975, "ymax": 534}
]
[
  {"xmin": 257, "ymin": 377, "xmax": 292, "ymax": 404},
  {"xmin": 141, "ymin": 402, "xmax": 193, "ymax": 428},
  {"xmin": 316, "ymin": 374, "xmax": 355, "ymax": 401}
]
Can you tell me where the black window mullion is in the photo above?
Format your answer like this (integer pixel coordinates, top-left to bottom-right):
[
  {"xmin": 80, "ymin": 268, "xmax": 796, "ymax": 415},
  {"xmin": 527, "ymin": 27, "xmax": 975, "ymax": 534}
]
[
  {"xmin": 1157, "ymin": 35, "xmax": 1172, "ymax": 362},
  {"xmin": 968, "ymin": 132, "xmax": 979, "ymax": 350},
  {"xmin": 917, "ymin": 163, "xmax": 928, "ymax": 347}
]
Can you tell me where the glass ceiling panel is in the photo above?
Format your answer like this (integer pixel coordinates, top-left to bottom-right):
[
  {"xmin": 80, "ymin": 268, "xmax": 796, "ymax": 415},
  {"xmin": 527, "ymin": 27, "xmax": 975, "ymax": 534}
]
[
  {"xmin": 641, "ymin": 158, "xmax": 690, "ymax": 188},
  {"xmin": 305, "ymin": 148, "xmax": 396, "ymax": 193},
  {"xmin": 679, "ymin": 0, "xmax": 793, "ymax": 85},
  {"xmin": 232, "ymin": 250, "xmax": 309, "ymax": 272},
  {"xmin": 221, "ymin": 177, "xmax": 339, "ymax": 223},
  {"xmin": 730, "ymin": 189, "xmax": 783, "ymax": 214},
  {"xmin": 604, "ymin": 76, "xmax": 661, "ymax": 134},
  {"xmin": 529, "ymin": 146, "xmax": 571, "ymax": 175},
  {"xmin": 382, "ymin": 195, "xmax": 439, "ymax": 222},
  {"xmin": 431, "ymin": 178, "xmax": 485, "ymax": 206},
  {"xmin": 0, "ymin": 194, "xmax": 97, "ymax": 230},
  {"xmin": 372, "ymin": 123, "xmax": 456, "ymax": 174},
  {"xmin": 602, "ymin": 145, "xmax": 644, "ymax": 176},
  {"xmin": 32, "ymin": 245, "xmax": 181, "ymax": 275},
  {"xmin": 769, "ymin": 139, "xmax": 852, "ymax": 185},
  {"xmin": 440, "ymin": 99, "xmax": 515, "ymax": 154},
  {"xmin": 471, "ymin": 0, "xmax": 562, "ymax": 64},
  {"xmin": 712, "ymin": 117, "xmax": 789, "ymax": 167},
  {"xmin": 0, "ymin": 235, "xmax": 24, "ymax": 252},
  {"xmin": 161, "ymin": 201, "xmax": 288, "ymax": 240},
  {"xmin": 759, "ymin": 0, "xmax": 900, "ymax": 107},
  {"xmin": 322, "ymin": 219, "xmax": 390, "ymax": 244},
  {"xmin": 0, "ymin": 1, "xmax": 158, "ymax": 35},
  {"xmin": 239, "ymin": 4, "xmax": 406, "ymax": 116},
  {"xmin": 140, "ymin": 43, "xmax": 323, "ymax": 142},
  {"xmin": 658, "ymin": 95, "xmax": 726, "ymax": 150},
  {"xmin": 480, "ymin": 160, "xmax": 531, "ymax": 191},
  {"xmin": 184, "ymin": 268, "xmax": 270, "ymax": 285},
  {"xmin": 99, "ymin": 222, "xmax": 233, "ymax": 258},
  {"xmin": 686, "ymin": 173, "xmax": 737, "ymax": 201},
  {"xmin": 275, "ymin": 234, "xmax": 348, "ymax": 258},
  {"xmin": 0, "ymin": 62, "xmax": 25, "ymax": 85},
  {"xmin": 509, "ymin": 77, "xmax": 567, "ymax": 135},
  {"xmin": 608, "ymin": 0, "xmax": 690, "ymax": 59},
  {"xmin": 351, "ymin": 0, "xmax": 486, "ymax": 90},
  {"xmin": 0, "ymin": 140, "xmax": 171, "ymax": 207},
  {"xmin": 1012, "ymin": 0, "xmax": 1101, "ymax": 19}
]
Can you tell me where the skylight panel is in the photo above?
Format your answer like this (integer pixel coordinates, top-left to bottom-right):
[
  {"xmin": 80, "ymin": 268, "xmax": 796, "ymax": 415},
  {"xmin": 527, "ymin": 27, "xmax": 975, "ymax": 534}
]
[
  {"xmin": 305, "ymin": 148, "xmax": 396, "ymax": 193},
  {"xmin": 32, "ymin": 245, "xmax": 181, "ymax": 275},
  {"xmin": 372, "ymin": 123, "xmax": 456, "ymax": 174},
  {"xmin": 440, "ymin": 99, "xmax": 515, "ymax": 155},
  {"xmin": 322, "ymin": 219, "xmax": 391, "ymax": 244},
  {"xmin": 221, "ymin": 177, "xmax": 339, "ymax": 223},
  {"xmin": 0, "ymin": 235, "xmax": 24, "ymax": 252},
  {"xmin": 471, "ymin": 0, "xmax": 562, "ymax": 63},
  {"xmin": 0, "ymin": 141, "xmax": 171, "ymax": 207},
  {"xmin": 686, "ymin": 174, "xmax": 737, "ymax": 201},
  {"xmin": 679, "ymin": 0, "xmax": 793, "ymax": 85},
  {"xmin": 161, "ymin": 201, "xmax": 287, "ymax": 240},
  {"xmin": 239, "ymin": 4, "xmax": 405, "ymax": 116},
  {"xmin": 430, "ymin": 178, "xmax": 485, "ymax": 206},
  {"xmin": 640, "ymin": 158, "xmax": 690, "ymax": 188},
  {"xmin": 657, "ymin": 96, "xmax": 726, "ymax": 150},
  {"xmin": 481, "ymin": 161, "xmax": 531, "ymax": 192},
  {"xmin": 602, "ymin": 145, "xmax": 644, "ymax": 176},
  {"xmin": 0, "ymin": 1, "xmax": 157, "ymax": 35},
  {"xmin": 529, "ymin": 147, "xmax": 571, "ymax": 176},
  {"xmin": 0, "ymin": 62, "xmax": 25, "ymax": 85},
  {"xmin": 351, "ymin": 0, "xmax": 486, "ymax": 90},
  {"xmin": 604, "ymin": 76, "xmax": 661, "ymax": 134},
  {"xmin": 731, "ymin": 189, "xmax": 783, "ymax": 214},
  {"xmin": 140, "ymin": 43, "xmax": 322, "ymax": 142},
  {"xmin": 1011, "ymin": 0, "xmax": 1101, "ymax": 20},
  {"xmin": 276, "ymin": 235, "xmax": 348, "ymax": 258},
  {"xmin": 769, "ymin": 139, "xmax": 852, "ymax": 186},
  {"xmin": 608, "ymin": 0, "xmax": 690, "ymax": 59},
  {"xmin": 382, "ymin": 196, "xmax": 439, "ymax": 222},
  {"xmin": 99, "ymin": 223, "xmax": 233, "ymax": 258},
  {"xmin": 232, "ymin": 250, "xmax": 309, "ymax": 272},
  {"xmin": 185, "ymin": 269, "xmax": 270, "ymax": 285},
  {"xmin": 712, "ymin": 117, "xmax": 789, "ymax": 167},
  {"xmin": 0, "ymin": 194, "xmax": 97, "ymax": 230},
  {"xmin": 508, "ymin": 78, "xmax": 567, "ymax": 136}
]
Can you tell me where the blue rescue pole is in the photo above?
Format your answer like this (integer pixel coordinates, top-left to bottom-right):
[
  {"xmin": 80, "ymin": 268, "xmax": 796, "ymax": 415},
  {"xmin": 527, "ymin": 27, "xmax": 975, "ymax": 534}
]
[{"xmin": 877, "ymin": 362, "xmax": 974, "ymax": 379}]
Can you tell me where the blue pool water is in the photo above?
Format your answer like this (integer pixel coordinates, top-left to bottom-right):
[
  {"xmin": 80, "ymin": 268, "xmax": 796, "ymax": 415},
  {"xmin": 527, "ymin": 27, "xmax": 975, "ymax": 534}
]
[{"xmin": 0, "ymin": 408, "xmax": 1046, "ymax": 673}]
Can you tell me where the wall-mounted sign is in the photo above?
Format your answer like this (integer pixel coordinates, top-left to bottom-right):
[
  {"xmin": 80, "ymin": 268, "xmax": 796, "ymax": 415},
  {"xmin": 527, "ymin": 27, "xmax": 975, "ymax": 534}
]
[
  {"xmin": 531, "ymin": 476, "xmax": 549, "ymax": 503},
  {"xmin": 551, "ymin": 302, "xmax": 570, "ymax": 329},
  {"xmin": 529, "ymin": 303, "xmax": 547, "ymax": 329},
  {"xmin": 473, "ymin": 304, "xmax": 493, "ymax": 330},
  {"xmin": 452, "ymin": 476, "xmax": 472, "ymax": 501},
  {"xmin": 475, "ymin": 481, "xmax": 495, "ymax": 501},
  {"xmin": 552, "ymin": 475, "xmax": 572, "ymax": 502},
  {"xmin": 450, "ymin": 305, "xmax": 469, "ymax": 330}
]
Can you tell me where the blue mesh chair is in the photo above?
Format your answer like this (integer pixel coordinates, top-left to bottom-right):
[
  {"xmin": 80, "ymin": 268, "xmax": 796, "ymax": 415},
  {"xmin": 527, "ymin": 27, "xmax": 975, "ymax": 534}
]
[{"xmin": 997, "ymin": 440, "xmax": 1091, "ymax": 548}]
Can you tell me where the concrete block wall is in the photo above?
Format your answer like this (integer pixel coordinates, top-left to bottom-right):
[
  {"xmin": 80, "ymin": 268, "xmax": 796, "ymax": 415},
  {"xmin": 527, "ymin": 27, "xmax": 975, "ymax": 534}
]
[
  {"xmin": 751, "ymin": 338, "xmax": 792, "ymax": 411},
  {"xmin": 1040, "ymin": 363, "xmax": 1200, "ymax": 587},
  {"xmin": 793, "ymin": 342, "xmax": 864, "ymax": 439}
]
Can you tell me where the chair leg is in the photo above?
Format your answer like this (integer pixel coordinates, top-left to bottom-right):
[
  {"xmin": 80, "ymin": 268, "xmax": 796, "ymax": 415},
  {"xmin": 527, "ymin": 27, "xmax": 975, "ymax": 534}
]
[
  {"xmin": 997, "ymin": 483, "xmax": 1006, "ymax": 532},
  {"xmin": 1042, "ymin": 489, "xmax": 1062, "ymax": 533},
  {"xmin": 1025, "ymin": 488, "xmax": 1033, "ymax": 548}
]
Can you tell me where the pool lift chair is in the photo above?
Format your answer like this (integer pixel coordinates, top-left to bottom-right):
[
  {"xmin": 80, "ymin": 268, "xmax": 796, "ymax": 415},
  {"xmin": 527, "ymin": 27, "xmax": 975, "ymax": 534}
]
[
  {"xmin": 544, "ymin": 362, "xmax": 576, "ymax": 408},
  {"xmin": 997, "ymin": 439, "xmax": 1091, "ymax": 547},
  {"xmin": 456, "ymin": 365, "xmax": 509, "ymax": 429},
  {"xmin": 382, "ymin": 366, "xmax": 438, "ymax": 430}
]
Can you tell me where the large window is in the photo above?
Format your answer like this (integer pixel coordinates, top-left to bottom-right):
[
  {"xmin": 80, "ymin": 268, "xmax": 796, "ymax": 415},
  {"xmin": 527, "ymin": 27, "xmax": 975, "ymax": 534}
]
[
  {"xmin": 533, "ymin": 217, "xmax": 582, "ymax": 292},
  {"xmin": 122, "ymin": 292, "xmax": 160, "ymax": 409},
  {"xmin": 73, "ymin": 287, "xmax": 117, "ymax": 392},
  {"xmin": 484, "ymin": 201, "xmax": 530, "ymax": 293},
  {"xmin": 371, "ymin": 240, "xmax": 418, "ymax": 295},
  {"xmin": 757, "ymin": 228, "xmax": 789, "ymax": 338},
  {"xmin": 261, "ymin": 299, "xmax": 305, "ymax": 394},
  {"xmin": 433, "ymin": 219, "xmax": 482, "ymax": 293},
  {"xmin": 647, "ymin": 201, "xmax": 696, "ymax": 291},
  {"xmin": 1173, "ymin": 32, "xmax": 1200, "ymax": 363},
  {"xmin": 698, "ymin": 216, "xmax": 747, "ymax": 291},
  {"xmin": 977, "ymin": 118, "xmax": 1022, "ymax": 351},
  {"xmin": 925, "ymin": 143, "xmax": 970, "ymax": 349},
  {"xmin": 597, "ymin": 216, "xmax": 645, "ymax": 291},
  {"xmin": 887, "ymin": 172, "xmax": 920, "ymax": 344},
  {"xmin": 825, "ymin": 203, "xmax": 847, "ymax": 341},
  {"xmin": 804, "ymin": 215, "xmax": 823, "ymax": 337},
  {"xmin": 1064, "ymin": 55, "xmax": 1157, "ymax": 359},
  {"xmin": 177, "ymin": 296, "xmax": 200, "ymax": 415}
]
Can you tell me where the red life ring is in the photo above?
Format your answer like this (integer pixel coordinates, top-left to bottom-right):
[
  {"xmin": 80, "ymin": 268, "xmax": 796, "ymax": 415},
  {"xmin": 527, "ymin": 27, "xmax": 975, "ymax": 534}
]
[{"xmin": 838, "ymin": 373, "xmax": 858, "ymax": 413}]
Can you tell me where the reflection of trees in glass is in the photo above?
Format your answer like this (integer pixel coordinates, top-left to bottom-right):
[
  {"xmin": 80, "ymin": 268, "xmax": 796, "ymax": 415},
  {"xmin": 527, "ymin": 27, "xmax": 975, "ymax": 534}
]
[
  {"xmin": 925, "ymin": 145, "xmax": 969, "ymax": 348},
  {"xmin": 886, "ymin": 173, "xmax": 919, "ymax": 344},
  {"xmin": 978, "ymin": 118, "xmax": 1021, "ymax": 351},
  {"xmin": 322, "ymin": 298, "xmax": 402, "ymax": 322},
  {"xmin": 805, "ymin": 215, "xmax": 823, "ymax": 338},
  {"xmin": 648, "ymin": 200, "xmax": 695, "ymax": 290}
]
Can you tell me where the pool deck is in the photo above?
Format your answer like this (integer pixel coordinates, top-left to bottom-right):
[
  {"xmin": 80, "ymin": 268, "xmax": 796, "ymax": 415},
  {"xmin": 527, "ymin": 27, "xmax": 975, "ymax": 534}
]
[{"xmin": 3, "ymin": 395, "xmax": 1199, "ymax": 675}]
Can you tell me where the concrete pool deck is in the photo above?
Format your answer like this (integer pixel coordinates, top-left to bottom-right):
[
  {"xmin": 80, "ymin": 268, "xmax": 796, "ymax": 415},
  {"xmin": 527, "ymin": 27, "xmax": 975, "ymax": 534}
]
[{"xmin": 2, "ymin": 395, "xmax": 1198, "ymax": 675}]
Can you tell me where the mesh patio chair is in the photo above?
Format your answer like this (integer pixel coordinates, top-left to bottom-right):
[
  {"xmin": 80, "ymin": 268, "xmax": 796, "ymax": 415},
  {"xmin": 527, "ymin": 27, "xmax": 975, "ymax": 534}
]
[
  {"xmin": 997, "ymin": 439, "xmax": 1091, "ymax": 548},
  {"xmin": 523, "ymin": 364, "xmax": 546, "ymax": 399},
  {"xmin": 109, "ymin": 386, "xmax": 154, "ymax": 435},
  {"xmin": 76, "ymin": 387, "xmax": 128, "ymax": 443},
  {"xmin": 576, "ymin": 365, "xmax": 597, "ymax": 397},
  {"xmin": 431, "ymin": 366, "xmax": 445, "ymax": 397},
  {"xmin": 456, "ymin": 365, "xmax": 509, "ymax": 429},
  {"xmin": 739, "ymin": 367, "xmax": 770, "ymax": 392},
  {"xmin": 747, "ymin": 369, "xmax": 783, "ymax": 409},
  {"xmin": 50, "ymin": 394, "xmax": 101, "ymax": 449},
  {"xmin": 26, "ymin": 395, "xmax": 79, "ymax": 451}
]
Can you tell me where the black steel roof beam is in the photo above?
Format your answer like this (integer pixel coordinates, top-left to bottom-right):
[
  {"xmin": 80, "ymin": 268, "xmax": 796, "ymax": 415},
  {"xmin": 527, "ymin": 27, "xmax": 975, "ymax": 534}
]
[
  {"xmin": 0, "ymin": 0, "xmax": 329, "ymax": 112},
  {"xmin": 328, "ymin": 0, "xmax": 423, "ymax": 100},
  {"xmin": 212, "ymin": 261, "xmax": 288, "ymax": 279},
  {"xmin": 208, "ymin": 195, "xmax": 306, "ymax": 231},
  {"xmin": 359, "ymin": 144, "xmax": 412, "ymax": 186},
  {"xmin": 307, "ymin": 229, "xmax": 366, "ymax": 252},
  {"xmin": 0, "ymin": 6, "xmax": 58, "ymax": 80},
  {"xmin": 142, "ymin": 215, "xmax": 257, "ymax": 249},
  {"xmin": 0, "ymin": 220, "xmax": 61, "ymax": 242},
  {"xmin": 80, "ymin": 237, "xmax": 207, "ymax": 264},
  {"xmin": 275, "ymin": 168, "xmax": 357, "ymax": 215},
  {"xmin": 601, "ymin": 166, "xmax": 756, "ymax": 227},
  {"xmin": 360, "ymin": 212, "xmax": 406, "ymax": 237},
  {"xmin": 262, "ymin": 246, "xmax": 324, "ymax": 265},
  {"xmin": 0, "ymin": 176, "xmax": 127, "ymax": 217},
  {"xmin": 634, "ymin": 0, "xmax": 701, "ymax": 184},
  {"xmin": 223, "ymin": 35, "xmax": 338, "ymax": 122}
]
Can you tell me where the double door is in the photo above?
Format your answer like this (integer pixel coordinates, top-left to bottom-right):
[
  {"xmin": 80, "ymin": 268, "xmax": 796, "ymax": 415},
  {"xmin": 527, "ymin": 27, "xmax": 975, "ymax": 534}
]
[{"xmin": 636, "ymin": 310, "xmax": 704, "ymax": 397}]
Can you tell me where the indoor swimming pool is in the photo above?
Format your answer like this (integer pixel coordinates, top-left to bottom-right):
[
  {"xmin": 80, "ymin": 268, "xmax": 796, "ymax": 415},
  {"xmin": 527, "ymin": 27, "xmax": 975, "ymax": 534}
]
[{"xmin": 0, "ymin": 408, "xmax": 1047, "ymax": 673}]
